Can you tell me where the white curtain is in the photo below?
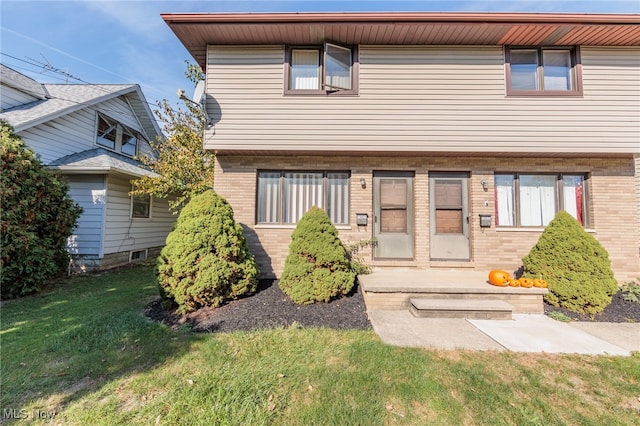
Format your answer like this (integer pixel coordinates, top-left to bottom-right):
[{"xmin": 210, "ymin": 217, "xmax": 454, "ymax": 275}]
[
  {"xmin": 543, "ymin": 50, "xmax": 572, "ymax": 90},
  {"xmin": 284, "ymin": 172, "xmax": 323, "ymax": 223},
  {"xmin": 494, "ymin": 175, "xmax": 515, "ymax": 226},
  {"xmin": 563, "ymin": 175, "xmax": 584, "ymax": 224},
  {"xmin": 519, "ymin": 175, "xmax": 556, "ymax": 226},
  {"xmin": 290, "ymin": 50, "xmax": 319, "ymax": 90},
  {"xmin": 257, "ymin": 172, "xmax": 281, "ymax": 223},
  {"xmin": 327, "ymin": 173, "xmax": 349, "ymax": 225}
]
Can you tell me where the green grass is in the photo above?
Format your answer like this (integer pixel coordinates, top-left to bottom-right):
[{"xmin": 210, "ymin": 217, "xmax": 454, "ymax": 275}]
[{"xmin": 2, "ymin": 265, "xmax": 640, "ymax": 425}]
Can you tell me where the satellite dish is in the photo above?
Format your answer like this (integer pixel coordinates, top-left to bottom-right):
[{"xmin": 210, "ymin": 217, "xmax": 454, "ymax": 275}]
[{"xmin": 192, "ymin": 80, "xmax": 205, "ymax": 104}]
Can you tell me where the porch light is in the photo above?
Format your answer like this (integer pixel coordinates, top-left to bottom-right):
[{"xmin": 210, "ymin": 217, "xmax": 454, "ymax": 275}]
[{"xmin": 360, "ymin": 177, "xmax": 366, "ymax": 189}]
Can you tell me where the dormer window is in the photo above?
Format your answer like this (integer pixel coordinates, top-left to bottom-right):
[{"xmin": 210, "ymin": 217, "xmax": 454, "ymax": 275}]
[
  {"xmin": 96, "ymin": 112, "xmax": 144, "ymax": 157},
  {"xmin": 285, "ymin": 43, "xmax": 359, "ymax": 95},
  {"xmin": 96, "ymin": 114, "xmax": 118, "ymax": 150}
]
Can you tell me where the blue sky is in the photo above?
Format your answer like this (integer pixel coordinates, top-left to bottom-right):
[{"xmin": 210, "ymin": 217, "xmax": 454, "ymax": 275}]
[{"xmin": 2, "ymin": 1, "xmax": 638, "ymax": 112}]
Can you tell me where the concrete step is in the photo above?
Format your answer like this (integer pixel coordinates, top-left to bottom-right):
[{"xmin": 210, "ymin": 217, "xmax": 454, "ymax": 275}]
[{"xmin": 409, "ymin": 298, "xmax": 513, "ymax": 320}]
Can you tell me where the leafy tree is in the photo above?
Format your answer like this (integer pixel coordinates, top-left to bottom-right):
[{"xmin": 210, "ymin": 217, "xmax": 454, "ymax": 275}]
[
  {"xmin": 157, "ymin": 190, "xmax": 258, "ymax": 314},
  {"xmin": 0, "ymin": 121, "xmax": 82, "ymax": 299},
  {"xmin": 279, "ymin": 206, "xmax": 356, "ymax": 305},
  {"xmin": 130, "ymin": 61, "xmax": 214, "ymax": 212},
  {"xmin": 522, "ymin": 210, "xmax": 618, "ymax": 315}
]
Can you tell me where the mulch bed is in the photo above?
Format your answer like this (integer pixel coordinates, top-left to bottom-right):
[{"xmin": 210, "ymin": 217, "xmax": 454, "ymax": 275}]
[
  {"xmin": 544, "ymin": 292, "xmax": 640, "ymax": 323},
  {"xmin": 144, "ymin": 279, "xmax": 372, "ymax": 332},
  {"xmin": 144, "ymin": 281, "xmax": 640, "ymax": 333}
]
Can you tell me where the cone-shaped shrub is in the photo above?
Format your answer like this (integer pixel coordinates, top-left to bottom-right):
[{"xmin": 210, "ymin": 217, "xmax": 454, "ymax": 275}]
[
  {"xmin": 522, "ymin": 210, "xmax": 617, "ymax": 315},
  {"xmin": 1, "ymin": 121, "xmax": 82, "ymax": 299},
  {"xmin": 279, "ymin": 206, "xmax": 356, "ymax": 305},
  {"xmin": 157, "ymin": 190, "xmax": 258, "ymax": 313}
]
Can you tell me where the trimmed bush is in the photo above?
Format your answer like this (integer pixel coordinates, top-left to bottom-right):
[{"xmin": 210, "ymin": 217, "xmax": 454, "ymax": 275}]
[
  {"xmin": 156, "ymin": 190, "xmax": 258, "ymax": 313},
  {"xmin": 279, "ymin": 206, "xmax": 356, "ymax": 305},
  {"xmin": 0, "ymin": 121, "xmax": 82, "ymax": 299},
  {"xmin": 522, "ymin": 210, "xmax": 618, "ymax": 315}
]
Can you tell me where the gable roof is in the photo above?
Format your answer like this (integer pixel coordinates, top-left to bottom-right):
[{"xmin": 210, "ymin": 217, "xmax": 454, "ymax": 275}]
[
  {"xmin": 0, "ymin": 64, "xmax": 48, "ymax": 100},
  {"xmin": 49, "ymin": 147, "xmax": 159, "ymax": 177},
  {"xmin": 0, "ymin": 71, "xmax": 162, "ymax": 141},
  {"xmin": 162, "ymin": 12, "xmax": 640, "ymax": 68}
]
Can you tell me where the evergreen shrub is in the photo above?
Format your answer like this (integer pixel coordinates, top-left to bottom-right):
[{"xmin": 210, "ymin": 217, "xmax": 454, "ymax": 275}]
[
  {"xmin": 0, "ymin": 121, "xmax": 82, "ymax": 299},
  {"xmin": 279, "ymin": 206, "xmax": 356, "ymax": 304},
  {"xmin": 156, "ymin": 190, "xmax": 258, "ymax": 313},
  {"xmin": 521, "ymin": 210, "xmax": 618, "ymax": 315}
]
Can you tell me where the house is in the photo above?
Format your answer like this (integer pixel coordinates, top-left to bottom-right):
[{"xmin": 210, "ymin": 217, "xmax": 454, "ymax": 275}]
[
  {"xmin": 0, "ymin": 65, "xmax": 176, "ymax": 271},
  {"xmin": 162, "ymin": 12, "xmax": 640, "ymax": 283}
]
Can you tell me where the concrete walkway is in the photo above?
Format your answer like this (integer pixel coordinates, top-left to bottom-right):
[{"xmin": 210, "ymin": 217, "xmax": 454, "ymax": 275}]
[{"xmin": 368, "ymin": 311, "xmax": 639, "ymax": 356}]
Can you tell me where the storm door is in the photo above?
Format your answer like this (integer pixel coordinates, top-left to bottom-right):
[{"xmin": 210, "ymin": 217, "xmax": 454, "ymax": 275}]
[
  {"xmin": 429, "ymin": 172, "xmax": 470, "ymax": 260},
  {"xmin": 373, "ymin": 172, "xmax": 414, "ymax": 259}
]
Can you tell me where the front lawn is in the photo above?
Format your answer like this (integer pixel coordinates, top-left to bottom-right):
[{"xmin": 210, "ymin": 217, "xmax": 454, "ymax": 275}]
[{"xmin": 1, "ymin": 265, "xmax": 638, "ymax": 425}]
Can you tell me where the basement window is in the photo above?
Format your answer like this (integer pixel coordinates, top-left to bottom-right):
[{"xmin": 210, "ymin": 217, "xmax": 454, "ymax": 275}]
[{"xmin": 130, "ymin": 249, "xmax": 147, "ymax": 262}]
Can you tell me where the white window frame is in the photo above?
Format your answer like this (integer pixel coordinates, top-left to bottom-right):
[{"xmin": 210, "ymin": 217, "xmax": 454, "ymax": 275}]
[
  {"xmin": 95, "ymin": 112, "xmax": 144, "ymax": 157},
  {"xmin": 131, "ymin": 192, "xmax": 151, "ymax": 219},
  {"xmin": 129, "ymin": 249, "xmax": 148, "ymax": 262}
]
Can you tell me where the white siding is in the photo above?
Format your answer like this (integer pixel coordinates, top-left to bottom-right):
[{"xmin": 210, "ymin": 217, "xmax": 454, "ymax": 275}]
[
  {"xmin": 102, "ymin": 176, "xmax": 175, "ymax": 255},
  {"xmin": 66, "ymin": 175, "xmax": 106, "ymax": 257},
  {"xmin": 204, "ymin": 45, "xmax": 640, "ymax": 154},
  {"xmin": 18, "ymin": 97, "xmax": 150, "ymax": 164},
  {"xmin": 0, "ymin": 85, "xmax": 39, "ymax": 110}
]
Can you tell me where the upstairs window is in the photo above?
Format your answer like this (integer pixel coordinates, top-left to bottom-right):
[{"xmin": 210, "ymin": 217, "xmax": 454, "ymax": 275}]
[
  {"xmin": 506, "ymin": 47, "xmax": 582, "ymax": 96},
  {"xmin": 285, "ymin": 43, "xmax": 358, "ymax": 95},
  {"xmin": 95, "ymin": 112, "xmax": 145, "ymax": 157},
  {"xmin": 96, "ymin": 114, "xmax": 118, "ymax": 150}
]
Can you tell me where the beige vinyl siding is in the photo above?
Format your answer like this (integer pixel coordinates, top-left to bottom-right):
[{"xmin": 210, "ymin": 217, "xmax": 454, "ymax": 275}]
[
  {"xmin": 204, "ymin": 45, "xmax": 640, "ymax": 154},
  {"xmin": 102, "ymin": 176, "xmax": 175, "ymax": 255}
]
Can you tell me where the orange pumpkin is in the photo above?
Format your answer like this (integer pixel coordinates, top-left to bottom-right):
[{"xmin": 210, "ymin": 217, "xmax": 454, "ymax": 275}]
[
  {"xmin": 518, "ymin": 277, "xmax": 533, "ymax": 288},
  {"xmin": 508, "ymin": 279, "xmax": 520, "ymax": 287},
  {"xmin": 488, "ymin": 270, "xmax": 511, "ymax": 286},
  {"xmin": 533, "ymin": 278, "xmax": 547, "ymax": 288}
]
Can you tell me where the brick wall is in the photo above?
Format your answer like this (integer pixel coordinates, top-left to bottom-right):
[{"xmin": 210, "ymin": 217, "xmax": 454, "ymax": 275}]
[{"xmin": 214, "ymin": 154, "xmax": 640, "ymax": 283}]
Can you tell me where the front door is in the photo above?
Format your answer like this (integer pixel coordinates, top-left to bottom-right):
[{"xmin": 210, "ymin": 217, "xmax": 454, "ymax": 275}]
[
  {"xmin": 373, "ymin": 172, "xmax": 414, "ymax": 259},
  {"xmin": 429, "ymin": 172, "xmax": 470, "ymax": 260}
]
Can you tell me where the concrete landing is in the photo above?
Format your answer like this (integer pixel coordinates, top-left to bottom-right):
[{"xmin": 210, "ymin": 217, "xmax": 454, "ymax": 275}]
[{"xmin": 368, "ymin": 310, "xmax": 506, "ymax": 351}]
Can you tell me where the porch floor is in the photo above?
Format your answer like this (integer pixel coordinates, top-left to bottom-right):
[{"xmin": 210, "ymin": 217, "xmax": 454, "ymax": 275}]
[{"xmin": 358, "ymin": 269, "xmax": 548, "ymax": 314}]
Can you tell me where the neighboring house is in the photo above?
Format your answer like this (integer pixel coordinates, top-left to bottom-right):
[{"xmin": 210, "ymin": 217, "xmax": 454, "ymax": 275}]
[
  {"xmin": 163, "ymin": 12, "xmax": 640, "ymax": 282},
  {"xmin": 0, "ymin": 64, "xmax": 176, "ymax": 271}
]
